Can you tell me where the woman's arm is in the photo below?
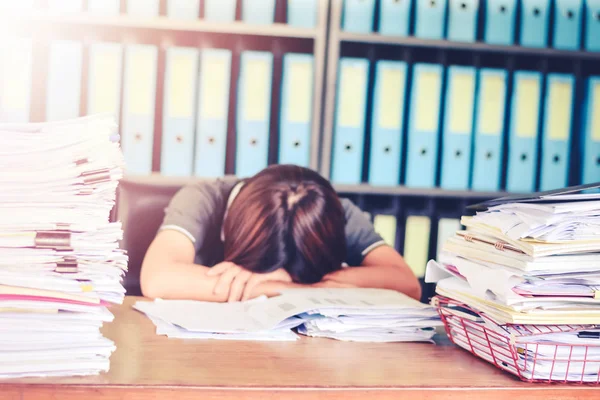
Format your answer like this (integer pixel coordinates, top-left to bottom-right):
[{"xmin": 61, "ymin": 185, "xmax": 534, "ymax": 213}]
[{"xmin": 321, "ymin": 245, "xmax": 422, "ymax": 301}]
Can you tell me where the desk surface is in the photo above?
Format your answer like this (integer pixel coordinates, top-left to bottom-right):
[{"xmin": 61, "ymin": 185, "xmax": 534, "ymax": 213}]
[{"xmin": 1, "ymin": 296, "xmax": 599, "ymax": 400}]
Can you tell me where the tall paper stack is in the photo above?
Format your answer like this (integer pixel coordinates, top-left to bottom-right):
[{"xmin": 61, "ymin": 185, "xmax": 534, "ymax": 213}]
[
  {"xmin": 426, "ymin": 189, "xmax": 600, "ymax": 382},
  {"xmin": 0, "ymin": 116, "xmax": 127, "ymax": 378}
]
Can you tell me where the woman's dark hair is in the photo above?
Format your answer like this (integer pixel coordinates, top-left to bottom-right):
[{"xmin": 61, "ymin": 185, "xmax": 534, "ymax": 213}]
[{"xmin": 222, "ymin": 164, "xmax": 346, "ymax": 283}]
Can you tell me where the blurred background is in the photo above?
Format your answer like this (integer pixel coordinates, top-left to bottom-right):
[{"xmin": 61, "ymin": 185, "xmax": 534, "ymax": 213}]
[{"xmin": 0, "ymin": 0, "xmax": 599, "ymax": 299}]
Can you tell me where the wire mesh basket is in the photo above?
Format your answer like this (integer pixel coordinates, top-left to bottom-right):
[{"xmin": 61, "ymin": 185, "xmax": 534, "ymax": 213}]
[{"xmin": 433, "ymin": 295, "xmax": 600, "ymax": 383}]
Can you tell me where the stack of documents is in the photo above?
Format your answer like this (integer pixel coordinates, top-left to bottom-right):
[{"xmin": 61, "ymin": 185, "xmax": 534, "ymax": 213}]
[
  {"xmin": 134, "ymin": 288, "xmax": 442, "ymax": 343},
  {"xmin": 0, "ymin": 115, "xmax": 127, "ymax": 378},
  {"xmin": 426, "ymin": 185, "xmax": 600, "ymax": 381}
]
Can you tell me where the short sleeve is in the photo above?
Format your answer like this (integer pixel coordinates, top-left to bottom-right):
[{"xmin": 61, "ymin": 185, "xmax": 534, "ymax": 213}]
[
  {"xmin": 341, "ymin": 198, "xmax": 386, "ymax": 266},
  {"xmin": 159, "ymin": 181, "xmax": 229, "ymax": 251}
]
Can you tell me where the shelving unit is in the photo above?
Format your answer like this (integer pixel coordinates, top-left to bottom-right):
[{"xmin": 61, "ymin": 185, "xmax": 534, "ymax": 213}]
[{"xmin": 0, "ymin": 0, "xmax": 330, "ymax": 173}]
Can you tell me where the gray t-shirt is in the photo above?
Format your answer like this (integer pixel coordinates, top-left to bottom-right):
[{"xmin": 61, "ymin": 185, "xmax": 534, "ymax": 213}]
[{"xmin": 159, "ymin": 177, "xmax": 385, "ymax": 268}]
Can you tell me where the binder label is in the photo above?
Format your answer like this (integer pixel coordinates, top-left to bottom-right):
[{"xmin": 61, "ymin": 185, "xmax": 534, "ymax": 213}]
[
  {"xmin": 449, "ymin": 73, "xmax": 475, "ymax": 134},
  {"xmin": 593, "ymin": 83, "xmax": 600, "ymax": 142},
  {"xmin": 244, "ymin": 59, "xmax": 270, "ymax": 121},
  {"xmin": 415, "ymin": 72, "xmax": 441, "ymax": 132},
  {"xmin": 287, "ymin": 62, "xmax": 312, "ymax": 123},
  {"xmin": 479, "ymin": 75, "xmax": 504, "ymax": 135},
  {"xmin": 169, "ymin": 55, "xmax": 196, "ymax": 118},
  {"xmin": 403, "ymin": 215, "xmax": 431, "ymax": 278},
  {"xmin": 515, "ymin": 78, "xmax": 540, "ymax": 138},
  {"xmin": 92, "ymin": 49, "xmax": 120, "ymax": 114},
  {"xmin": 128, "ymin": 51, "xmax": 155, "ymax": 115},
  {"xmin": 373, "ymin": 214, "xmax": 397, "ymax": 247},
  {"xmin": 548, "ymin": 81, "xmax": 572, "ymax": 141},
  {"xmin": 379, "ymin": 69, "xmax": 405, "ymax": 129},
  {"xmin": 201, "ymin": 58, "xmax": 228, "ymax": 119},
  {"xmin": 339, "ymin": 65, "xmax": 367, "ymax": 128}
]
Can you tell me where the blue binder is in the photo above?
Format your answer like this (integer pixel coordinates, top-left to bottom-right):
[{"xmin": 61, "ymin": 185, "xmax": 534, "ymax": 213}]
[
  {"xmin": 414, "ymin": 0, "xmax": 448, "ymax": 39},
  {"xmin": 331, "ymin": 58, "xmax": 369, "ymax": 184},
  {"xmin": 506, "ymin": 71, "xmax": 542, "ymax": 193},
  {"xmin": 341, "ymin": 0, "xmax": 375, "ymax": 33},
  {"xmin": 287, "ymin": 0, "xmax": 318, "ymax": 28},
  {"xmin": 440, "ymin": 66, "xmax": 476, "ymax": 190},
  {"xmin": 278, "ymin": 53, "xmax": 314, "ymax": 168},
  {"xmin": 405, "ymin": 63, "xmax": 444, "ymax": 188},
  {"xmin": 584, "ymin": 0, "xmax": 600, "ymax": 52},
  {"xmin": 241, "ymin": 0, "xmax": 275, "ymax": 24},
  {"xmin": 87, "ymin": 42, "xmax": 123, "ymax": 121},
  {"xmin": 166, "ymin": 0, "xmax": 199, "ymax": 19},
  {"xmin": 88, "ymin": 0, "xmax": 120, "ymax": 14},
  {"xmin": 46, "ymin": 40, "xmax": 82, "ymax": 122},
  {"xmin": 519, "ymin": 0, "xmax": 550, "ymax": 48},
  {"xmin": 0, "ymin": 38, "xmax": 32, "ymax": 123},
  {"xmin": 447, "ymin": 0, "xmax": 478, "ymax": 42},
  {"xmin": 161, "ymin": 47, "xmax": 198, "ymax": 177},
  {"xmin": 483, "ymin": 0, "xmax": 517, "ymax": 45},
  {"xmin": 368, "ymin": 61, "xmax": 407, "ymax": 186},
  {"xmin": 581, "ymin": 77, "xmax": 600, "ymax": 184},
  {"xmin": 379, "ymin": 0, "xmax": 411, "ymax": 36},
  {"xmin": 471, "ymin": 69, "xmax": 507, "ymax": 192},
  {"xmin": 122, "ymin": 45, "xmax": 158, "ymax": 175},
  {"xmin": 552, "ymin": 0, "xmax": 583, "ymax": 50},
  {"xmin": 236, "ymin": 51, "xmax": 274, "ymax": 177},
  {"xmin": 539, "ymin": 74, "xmax": 574, "ymax": 191},
  {"xmin": 47, "ymin": 0, "xmax": 83, "ymax": 13},
  {"xmin": 127, "ymin": 0, "xmax": 160, "ymax": 17},
  {"xmin": 205, "ymin": 0, "xmax": 236, "ymax": 22},
  {"xmin": 195, "ymin": 49, "xmax": 232, "ymax": 178}
]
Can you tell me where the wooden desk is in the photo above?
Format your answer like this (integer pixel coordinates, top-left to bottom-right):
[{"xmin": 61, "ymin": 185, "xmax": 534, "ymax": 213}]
[{"xmin": 1, "ymin": 297, "xmax": 599, "ymax": 400}]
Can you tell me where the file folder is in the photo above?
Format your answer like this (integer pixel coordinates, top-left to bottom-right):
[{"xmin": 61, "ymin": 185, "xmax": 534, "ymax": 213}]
[
  {"xmin": 540, "ymin": 74, "xmax": 574, "ymax": 191},
  {"xmin": 403, "ymin": 216, "xmax": 431, "ymax": 279},
  {"xmin": 166, "ymin": 0, "xmax": 199, "ymax": 19},
  {"xmin": 584, "ymin": 0, "xmax": 600, "ymax": 52},
  {"xmin": 88, "ymin": 0, "xmax": 120, "ymax": 14},
  {"xmin": 440, "ymin": 66, "xmax": 476, "ymax": 190},
  {"xmin": 87, "ymin": 42, "xmax": 123, "ymax": 121},
  {"xmin": 161, "ymin": 47, "xmax": 198, "ymax": 177},
  {"xmin": 581, "ymin": 77, "xmax": 600, "ymax": 184},
  {"xmin": 437, "ymin": 218, "xmax": 461, "ymax": 257},
  {"xmin": 341, "ymin": 0, "xmax": 375, "ymax": 33},
  {"xmin": 414, "ymin": 0, "xmax": 448, "ymax": 39},
  {"xmin": 374, "ymin": 215, "xmax": 397, "ymax": 248},
  {"xmin": 368, "ymin": 60, "xmax": 407, "ymax": 186},
  {"xmin": 278, "ymin": 53, "xmax": 314, "ymax": 168},
  {"xmin": 406, "ymin": 63, "xmax": 443, "ymax": 188},
  {"xmin": 471, "ymin": 68, "xmax": 507, "ymax": 192},
  {"xmin": 241, "ymin": 0, "xmax": 276, "ymax": 24},
  {"xmin": 236, "ymin": 51, "xmax": 273, "ymax": 177},
  {"xmin": 205, "ymin": 0, "xmax": 236, "ymax": 22},
  {"xmin": 519, "ymin": 0, "xmax": 550, "ymax": 48},
  {"xmin": 331, "ymin": 58, "xmax": 369, "ymax": 184},
  {"xmin": 127, "ymin": 0, "xmax": 160, "ymax": 17},
  {"xmin": 47, "ymin": 0, "xmax": 82, "ymax": 13},
  {"xmin": 506, "ymin": 71, "xmax": 542, "ymax": 193},
  {"xmin": 287, "ymin": 0, "xmax": 318, "ymax": 28},
  {"xmin": 447, "ymin": 0, "xmax": 478, "ymax": 42},
  {"xmin": 46, "ymin": 40, "xmax": 83, "ymax": 122},
  {"xmin": 122, "ymin": 45, "xmax": 158, "ymax": 175},
  {"xmin": 552, "ymin": 0, "xmax": 583, "ymax": 50},
  {"xmin": 483, "ymin": 0, "xmax": 517, "ymax": 45},
  {"xmin": 195, "ymin": 49, "xmax": 232, "ymax": 178},
  {"xmin": 379, "ymin": 0, "xmax": 411, "ymax": 36},
  {"xmin": 0, "ymin": 38, "xmax": 32, "ymax": 123}
]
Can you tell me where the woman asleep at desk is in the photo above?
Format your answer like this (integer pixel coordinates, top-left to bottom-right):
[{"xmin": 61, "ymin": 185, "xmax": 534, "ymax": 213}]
[{"xmin": 140, "ymin": 164, "xmax": 421, "ymax": 303}]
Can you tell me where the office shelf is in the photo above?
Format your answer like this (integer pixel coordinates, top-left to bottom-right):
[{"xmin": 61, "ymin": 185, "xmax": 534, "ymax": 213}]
[
  {"xmin": 338, "ymin": 31, "xmax": 600, "ymax": 60},
  {"xmin": 334, "ymin": 184, "xmax": 507, "ymax": 199}
]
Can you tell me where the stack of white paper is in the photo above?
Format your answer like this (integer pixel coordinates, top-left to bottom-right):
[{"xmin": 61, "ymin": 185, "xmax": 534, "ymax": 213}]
[
  {"xmin": 134, "ymin": 288, "xmax": 441, "ymax": 343},
  {"xmin": 427, "ymin": 193, "xmax": 600, "ymax": 381},
  {"xmin": 0, "ymin": 115, "xmax": 127, "ymax": 379}
]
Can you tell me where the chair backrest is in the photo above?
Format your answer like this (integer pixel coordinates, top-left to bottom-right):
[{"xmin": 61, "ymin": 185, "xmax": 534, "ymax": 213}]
[{"xmin": 115, "ymin": 176, "xmax": 194, "ymax": 295}]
